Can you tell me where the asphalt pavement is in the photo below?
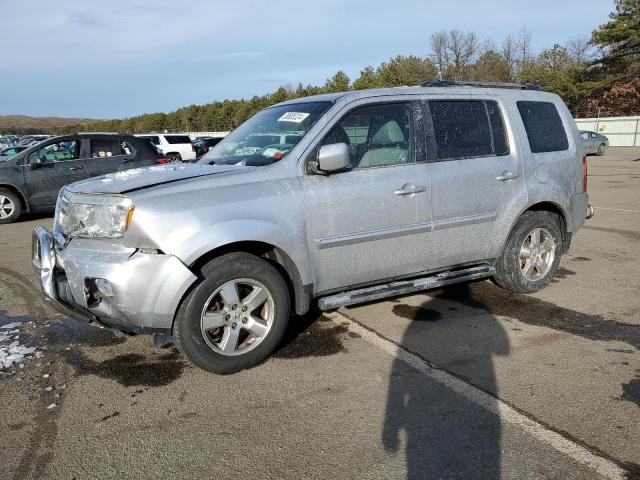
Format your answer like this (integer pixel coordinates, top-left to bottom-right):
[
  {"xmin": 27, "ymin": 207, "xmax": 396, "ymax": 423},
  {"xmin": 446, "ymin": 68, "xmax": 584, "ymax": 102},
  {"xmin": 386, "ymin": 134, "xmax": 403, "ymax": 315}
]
[{"xmin": 1, "ymin": 148, "xmax": 639, "ymax": 479}]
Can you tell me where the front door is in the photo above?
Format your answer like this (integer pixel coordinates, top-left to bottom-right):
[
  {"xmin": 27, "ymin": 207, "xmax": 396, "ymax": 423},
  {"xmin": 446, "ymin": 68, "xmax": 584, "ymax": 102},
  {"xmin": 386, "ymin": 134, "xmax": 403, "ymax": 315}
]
[
  {"xmin": 423, "ymin": 99, "xmax": 523, "ymax": 269},
  {"xmin": 23, "ymin": 139, "xmax": 87, "ymax": 207},
  {"xmin": 304, "ymin": 101, "xmax": 432, "ymax": 293}
]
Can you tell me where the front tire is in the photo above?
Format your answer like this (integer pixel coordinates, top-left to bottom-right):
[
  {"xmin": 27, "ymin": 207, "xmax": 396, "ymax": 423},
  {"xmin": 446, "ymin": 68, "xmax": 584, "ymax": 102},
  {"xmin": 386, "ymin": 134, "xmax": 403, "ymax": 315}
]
[
  {"xmin": 597, "ymin": 143, "xmax": 606, "ymax": 156},
  {"xmin": 0, "ymin": 188, "xmax": 22, "ymax": 224},
  {"xmin": 494, "ymin": 211, "xmax": 562, "ymax": 293},
  {"xmin": 173, "ymin": 252, "xmax": 290, "ymax": 374}
]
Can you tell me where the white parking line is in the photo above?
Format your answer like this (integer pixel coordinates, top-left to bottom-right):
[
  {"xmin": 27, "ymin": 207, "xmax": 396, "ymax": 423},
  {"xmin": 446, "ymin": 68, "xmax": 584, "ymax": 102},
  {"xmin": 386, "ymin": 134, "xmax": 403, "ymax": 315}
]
[
  {"xmin": 594, "ymin": 206, "xmax": 640, "ymax": 214},
  {"xmin": 328, "ymin": 311, "xmax": 627, "ymax": 480}
]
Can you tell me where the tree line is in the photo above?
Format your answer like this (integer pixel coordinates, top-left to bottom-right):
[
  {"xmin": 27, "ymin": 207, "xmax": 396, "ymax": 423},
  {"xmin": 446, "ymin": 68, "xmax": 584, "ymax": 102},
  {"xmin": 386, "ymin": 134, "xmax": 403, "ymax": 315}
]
[{"xmin": 55, "ymin": 0, "xmax": 639, "ymax": 135}]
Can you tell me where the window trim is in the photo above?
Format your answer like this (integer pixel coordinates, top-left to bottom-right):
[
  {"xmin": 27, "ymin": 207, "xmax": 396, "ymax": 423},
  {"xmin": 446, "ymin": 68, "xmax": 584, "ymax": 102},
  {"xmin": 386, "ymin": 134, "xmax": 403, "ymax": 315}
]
[
  {"xmin": 424, "ymin": 99, "xmax": 511, "ymax": 163},
  {"xmin": 306, "ymin": 100, "xmax": 419, "ymax": 174}
]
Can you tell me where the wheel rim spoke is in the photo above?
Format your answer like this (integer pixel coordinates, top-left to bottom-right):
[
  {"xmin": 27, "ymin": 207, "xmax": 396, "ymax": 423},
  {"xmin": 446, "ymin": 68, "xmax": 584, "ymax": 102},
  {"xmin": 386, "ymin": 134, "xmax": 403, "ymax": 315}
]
[
  {"xmin": 219, "ymin": 327, "xmax": 240, "ymax": 353},
  {"xmin": 219, "ymin": 281, "xmax": 240, "ymax": 306},
  {"xmin": 243, "ymin": 286, "xmax": 269, "ymax": 312},
  {"xmin": 539, "ymin": 238, "xmax": 554, "ymax": 254},
  {"xmin": 523, "ymin": 259, "xmax": 535, "ymax": 277},
  {"xmin": 530, "ymin": 229, "xmax": 540, "ymax": 247},
  {"xmin": 201, "ymin": 311, "xmax": 227, "ymax": 330},
  {"xmin": 520, "ymin": 246, "xmax": 532, "ymax": 258},
  {"xmin": 536, "ymin": 257, "xmax": 549, "ymax": 274},
  {"xmin": 246, "ymin": 315, "xmax": 269, "ymax": 338}
]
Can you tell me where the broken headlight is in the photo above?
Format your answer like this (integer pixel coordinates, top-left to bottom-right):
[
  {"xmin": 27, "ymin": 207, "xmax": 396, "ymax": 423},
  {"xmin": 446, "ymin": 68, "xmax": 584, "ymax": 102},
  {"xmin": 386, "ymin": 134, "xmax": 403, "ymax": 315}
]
[{"xmin": 54, "ymin": 189, "xmax": 135, "ymax": 239}]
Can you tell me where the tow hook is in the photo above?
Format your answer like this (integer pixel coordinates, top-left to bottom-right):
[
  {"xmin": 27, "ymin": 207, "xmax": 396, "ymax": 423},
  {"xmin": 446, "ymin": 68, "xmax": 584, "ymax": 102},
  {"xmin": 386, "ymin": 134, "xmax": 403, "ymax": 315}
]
[{"xmin": 586, "ymin": 204, "xmax": 595, "ymax": 219}]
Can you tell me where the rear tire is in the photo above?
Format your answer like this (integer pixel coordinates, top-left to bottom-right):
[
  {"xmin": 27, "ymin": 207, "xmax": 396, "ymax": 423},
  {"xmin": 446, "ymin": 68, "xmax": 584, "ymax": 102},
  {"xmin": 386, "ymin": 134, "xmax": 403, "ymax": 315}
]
[
  {"xmin": 494, "ymin": 211, "xmax": 562, "ymax": 293},
  {"xmin": 597, "ymin": 143, "xmax": 606, "ymax": 156},
  {"xmin": 0, "ymin": 188, "xmax": 22, "ymax": 224},
  {"xmin": 167, "ymin": 153, "xmax": 182, "ymax": 162},
  {"xmin": 173, "ymin": 252, "xmax": 290, "ymax": 374}
]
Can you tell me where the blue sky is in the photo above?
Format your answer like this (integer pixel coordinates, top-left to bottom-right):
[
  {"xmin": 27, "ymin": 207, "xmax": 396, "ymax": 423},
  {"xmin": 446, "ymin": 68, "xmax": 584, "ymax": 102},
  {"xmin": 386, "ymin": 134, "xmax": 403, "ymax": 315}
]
[{"xmin": 0, "ymin": 0, "xmax": 612, "ymax": 118}]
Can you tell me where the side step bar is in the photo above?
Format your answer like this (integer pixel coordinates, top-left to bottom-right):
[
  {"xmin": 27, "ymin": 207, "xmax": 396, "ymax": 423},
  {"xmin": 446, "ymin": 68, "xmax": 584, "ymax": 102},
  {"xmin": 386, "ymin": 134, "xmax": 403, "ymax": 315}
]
[{"xmin": 318, "ymin": 265, "xmax": 496, "ymax": 311}]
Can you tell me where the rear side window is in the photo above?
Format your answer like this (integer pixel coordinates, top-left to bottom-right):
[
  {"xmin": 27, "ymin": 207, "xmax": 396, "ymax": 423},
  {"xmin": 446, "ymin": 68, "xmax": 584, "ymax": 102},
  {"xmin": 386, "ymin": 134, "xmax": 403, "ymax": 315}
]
[
  {"xmin": 517, "ymin": 101, "xmax": 568, "ymax": 153},
  {"xmin": 142, "ymin": 135, "xmax": 160, "ymax": 144},
  {"xmin": 90, "ymin": 139, "xmax": 133, "ymax": 158},
  {"xmin": 164, "ymin": 135, "xmax": 191, "ymax": 144},
  {"xmin": 428, "ymin": 100, "xmax": 509, "ymax": 161}
]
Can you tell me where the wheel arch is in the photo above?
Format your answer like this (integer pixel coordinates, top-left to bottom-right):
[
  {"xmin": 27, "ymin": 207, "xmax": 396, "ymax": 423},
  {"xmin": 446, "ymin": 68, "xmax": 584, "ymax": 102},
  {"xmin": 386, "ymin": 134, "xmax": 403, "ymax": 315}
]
[
  {"xmin": 0, "ymin": 182, "xmax": 29, "ymax": 213},
  {"xmin": 183, "ymin": 240, "xmax": 311, "ymax": 320},
  {"xmin": 499, "ymin": 201, "xmax": 571, "ymax": 257}
]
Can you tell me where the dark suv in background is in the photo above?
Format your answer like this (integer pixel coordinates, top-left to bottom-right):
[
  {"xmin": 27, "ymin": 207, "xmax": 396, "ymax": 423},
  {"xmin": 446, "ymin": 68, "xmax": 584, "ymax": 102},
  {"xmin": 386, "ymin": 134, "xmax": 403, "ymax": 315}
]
[{"xmin": 0, "ymin": 133, "xmax": 168, "ymax": 223}]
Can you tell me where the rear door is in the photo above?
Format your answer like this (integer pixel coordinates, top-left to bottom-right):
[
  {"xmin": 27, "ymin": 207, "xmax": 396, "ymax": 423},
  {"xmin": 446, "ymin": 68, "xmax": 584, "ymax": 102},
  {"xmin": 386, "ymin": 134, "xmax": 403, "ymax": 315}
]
[
  {"xmin": 304, "ymin": 101, "xmax": 432, "ymax": 292},
  {"xmin": 23, "ymin": 138, "xmax": 87, "ymax": 206},
  {"xmin": 85, "ymin": 137, "xmax": 137, "ymax": 177},
  {"xmin": 424, "ymin": 99, "xmax": 524, "ymax": 269}
]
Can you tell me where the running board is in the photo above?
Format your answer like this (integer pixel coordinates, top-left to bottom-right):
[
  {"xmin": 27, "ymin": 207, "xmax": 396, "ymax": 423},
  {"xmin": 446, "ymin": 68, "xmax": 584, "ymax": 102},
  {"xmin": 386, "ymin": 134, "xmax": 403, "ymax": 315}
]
[{"xmin": 317, "ymin": 265, "xmax": 496, "ymax": 311}]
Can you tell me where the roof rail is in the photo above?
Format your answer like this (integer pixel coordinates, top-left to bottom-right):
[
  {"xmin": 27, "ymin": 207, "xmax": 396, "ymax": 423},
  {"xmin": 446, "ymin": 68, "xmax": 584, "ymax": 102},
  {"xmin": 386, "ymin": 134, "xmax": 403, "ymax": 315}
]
[{"xmin": 421, "ymin": 79, "xmax": 541, "ymax": 91}]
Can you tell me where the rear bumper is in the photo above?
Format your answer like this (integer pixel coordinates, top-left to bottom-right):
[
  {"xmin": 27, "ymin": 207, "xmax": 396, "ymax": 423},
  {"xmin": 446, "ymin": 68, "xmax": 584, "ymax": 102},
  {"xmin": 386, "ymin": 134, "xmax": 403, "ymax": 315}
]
[
  {"xmin": 570, "ymin": 192, "xmax": 591, "ymax": 232},
  {"xmin": 32, "ymin": 226, "xmax": 197, "ymax": 335}
]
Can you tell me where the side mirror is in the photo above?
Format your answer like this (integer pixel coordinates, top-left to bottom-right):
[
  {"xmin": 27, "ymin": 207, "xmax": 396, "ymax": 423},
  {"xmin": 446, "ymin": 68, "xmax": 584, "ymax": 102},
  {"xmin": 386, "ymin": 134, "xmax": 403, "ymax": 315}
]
[
  {"xmin": 29, "ymin": 155, "xmax": 45, "ymax": 170},
  {"xmin": 317, "ymin": 143, "xmax": 350, "ymax": 173}
]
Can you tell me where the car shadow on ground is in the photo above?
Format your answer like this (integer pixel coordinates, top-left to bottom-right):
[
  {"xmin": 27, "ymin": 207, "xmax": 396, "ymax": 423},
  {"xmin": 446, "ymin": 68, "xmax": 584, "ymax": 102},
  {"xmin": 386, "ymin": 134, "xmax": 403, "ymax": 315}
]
[{"xmin": 381, "ymin": 283, "xmax": 508, "ymax": 479}]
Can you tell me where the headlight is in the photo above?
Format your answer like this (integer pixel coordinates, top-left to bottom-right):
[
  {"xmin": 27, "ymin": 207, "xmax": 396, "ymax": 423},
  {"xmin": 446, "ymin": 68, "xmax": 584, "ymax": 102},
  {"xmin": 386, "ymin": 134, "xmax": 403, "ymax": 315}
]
[{"xmin": 54, "ymin": 189, "xmax": 135, "ymax": 239}]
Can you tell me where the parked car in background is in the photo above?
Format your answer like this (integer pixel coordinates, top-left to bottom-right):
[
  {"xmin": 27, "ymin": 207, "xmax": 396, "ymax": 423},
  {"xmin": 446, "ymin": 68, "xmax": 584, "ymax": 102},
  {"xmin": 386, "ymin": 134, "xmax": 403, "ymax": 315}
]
[
  {"xmin": 136, "ymin": 133, "xmax": 196, "ymax": 162},
  {"xmin": 580, "ymin": 130, "xmax": 609, "ymax": 156},
  {"xmin": 0, "ymin": 133, "xmax": 168, "ymax": 223},
  {"xmin": 0, "ymin": 145, "xmax": 28, "ymax": 157},
  {"xmin": 32, "ymin": 81, "xmax": 591, "ymax": 374},
  {"xmin": 192, "ymin": 136, "xmax": 224, "ymax": 158},
  {"xmin": 17, "ymin": 135, "xmax": 50, "ymax": 147}
]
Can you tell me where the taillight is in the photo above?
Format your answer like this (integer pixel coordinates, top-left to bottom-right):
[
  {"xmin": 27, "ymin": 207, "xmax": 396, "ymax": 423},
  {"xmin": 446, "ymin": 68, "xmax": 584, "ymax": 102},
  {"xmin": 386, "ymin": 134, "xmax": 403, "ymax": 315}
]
[
  {"xmin": 192, "ymin": 144, "xmax": 196, "ymax": 152},
  {"xmin": 582, "ymin": 155, "xmax": 588, "ymax": 192},
  {"xmin": 155, "ymin": 158, "xmax": 169, "ymax": 164}
]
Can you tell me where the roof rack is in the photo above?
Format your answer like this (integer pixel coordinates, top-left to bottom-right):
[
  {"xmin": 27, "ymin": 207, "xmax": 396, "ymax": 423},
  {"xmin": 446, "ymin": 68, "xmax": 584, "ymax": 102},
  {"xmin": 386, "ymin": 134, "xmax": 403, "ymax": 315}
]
[{"xmin": 421, "ymin": 80, "xmax": 541, "ymax": 91}]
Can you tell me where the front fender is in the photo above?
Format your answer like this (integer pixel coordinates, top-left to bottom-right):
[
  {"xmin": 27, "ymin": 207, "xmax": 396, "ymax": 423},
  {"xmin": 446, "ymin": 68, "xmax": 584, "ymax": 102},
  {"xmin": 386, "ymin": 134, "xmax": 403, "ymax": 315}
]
[{"xmin": 160, "ymin": 219, "xmax": 313, "ymax": 287}]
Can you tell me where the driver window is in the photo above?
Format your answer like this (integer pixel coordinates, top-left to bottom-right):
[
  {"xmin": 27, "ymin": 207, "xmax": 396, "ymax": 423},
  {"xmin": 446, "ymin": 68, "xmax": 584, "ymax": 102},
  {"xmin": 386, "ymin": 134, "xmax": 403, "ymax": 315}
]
[
  {"xmin": 31, "ymin": 140, "xmax": 79, "ymax": 163},
  {"xmin": 321, "ymin": 102, "xmax": 414, "ymax": 169}
]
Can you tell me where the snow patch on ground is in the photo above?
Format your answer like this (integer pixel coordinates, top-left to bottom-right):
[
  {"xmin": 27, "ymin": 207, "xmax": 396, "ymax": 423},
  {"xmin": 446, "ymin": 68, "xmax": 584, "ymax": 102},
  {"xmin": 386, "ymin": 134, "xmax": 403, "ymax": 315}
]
[{"xmin": 0, "ymin": 322, "xmax": 41, "ymax": 370}]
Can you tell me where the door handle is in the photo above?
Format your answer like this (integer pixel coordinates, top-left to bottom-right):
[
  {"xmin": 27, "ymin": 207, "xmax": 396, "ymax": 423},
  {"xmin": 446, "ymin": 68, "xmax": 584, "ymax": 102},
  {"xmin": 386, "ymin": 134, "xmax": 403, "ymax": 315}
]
[
  {"xmin": 394, "ymin": 184, "xmax": 427, "ymax": 196},
  {"xmin": 69, "ymin": 165, "xmax": 83, "ymax": 171},
  {"xmin": 496, "ymin": 170, "xmax": 519, "ymax": 181}
]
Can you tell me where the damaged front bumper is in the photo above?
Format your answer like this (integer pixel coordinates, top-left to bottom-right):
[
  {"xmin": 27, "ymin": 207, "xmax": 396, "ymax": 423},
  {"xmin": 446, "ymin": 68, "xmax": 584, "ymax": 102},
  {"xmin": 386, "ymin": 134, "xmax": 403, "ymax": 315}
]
[{"xmin": 32, "ymin": 225, "xmax": 197, "ymax": 335}]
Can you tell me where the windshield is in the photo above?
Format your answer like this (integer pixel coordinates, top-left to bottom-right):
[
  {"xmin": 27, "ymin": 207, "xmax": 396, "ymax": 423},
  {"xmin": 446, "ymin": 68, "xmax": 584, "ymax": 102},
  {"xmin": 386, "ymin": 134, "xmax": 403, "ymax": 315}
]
[{"xmin": 199, "ymin": 101, "xmax": 332, "ymax": 166}]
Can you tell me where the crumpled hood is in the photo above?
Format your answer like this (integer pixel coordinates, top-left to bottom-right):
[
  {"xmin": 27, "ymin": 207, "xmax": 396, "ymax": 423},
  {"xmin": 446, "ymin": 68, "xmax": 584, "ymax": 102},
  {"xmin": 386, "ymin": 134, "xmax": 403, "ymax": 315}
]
[{"xmin": 66, "ymin": 163, "xmax": 246, "ymax": 194}]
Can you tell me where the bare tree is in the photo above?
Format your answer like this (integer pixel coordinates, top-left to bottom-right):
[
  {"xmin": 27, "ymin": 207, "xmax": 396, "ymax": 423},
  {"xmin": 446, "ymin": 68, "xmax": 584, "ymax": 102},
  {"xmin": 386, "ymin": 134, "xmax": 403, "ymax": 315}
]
[
  {"xmin": 516, "ymin": 26, "xmax": 532, "ymax": 64},
  {"xmin": 446, "ymin": 30, "xmax": 479, "ymax": 80},
  {"xmin": 566, "ymin": 35, "xmax": 594, "ymax": 62},
  {"xmin": 481, "ymin": 38, "xmax": 497, "ymax": 55},
  {"xmin": 501, "ymin": 34, "xmax": 518, "ymax": 80},
  {"xmin": 430, "ymin": 31, "xmax": 449, "ymax": 79}
]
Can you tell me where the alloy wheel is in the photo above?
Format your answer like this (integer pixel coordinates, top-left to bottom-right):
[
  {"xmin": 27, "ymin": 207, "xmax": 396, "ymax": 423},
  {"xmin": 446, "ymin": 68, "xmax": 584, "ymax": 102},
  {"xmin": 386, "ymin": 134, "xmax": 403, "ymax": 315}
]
[
  {"xmin": 200, "ymin": 278, "xmax": 275, "ymax": 356},
  {"xmin": 519, "ymin": 228, "xmax": 556, "ymax": 281},
  {"xmin": 0, "ymin": 195, "xmax": 15, "ymax": 219}
]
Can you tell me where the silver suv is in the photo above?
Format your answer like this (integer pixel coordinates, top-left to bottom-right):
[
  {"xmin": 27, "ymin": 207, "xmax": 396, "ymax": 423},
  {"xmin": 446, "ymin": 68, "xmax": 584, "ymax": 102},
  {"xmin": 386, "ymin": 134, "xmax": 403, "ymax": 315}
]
[{"xmin": 33, "ymin": 81, "xmax": 591, "ymax": 374}]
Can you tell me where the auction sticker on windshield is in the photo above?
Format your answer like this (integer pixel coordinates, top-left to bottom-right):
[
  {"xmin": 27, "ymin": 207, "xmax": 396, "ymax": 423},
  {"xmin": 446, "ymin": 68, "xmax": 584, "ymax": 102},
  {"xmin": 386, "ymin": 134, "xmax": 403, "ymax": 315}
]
[{"xmin": 278, "ymin": 112, "xmax": 310, "ymax": 123}]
